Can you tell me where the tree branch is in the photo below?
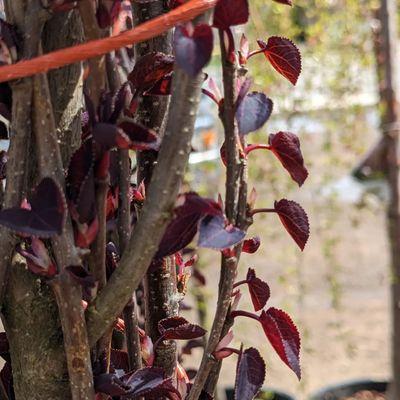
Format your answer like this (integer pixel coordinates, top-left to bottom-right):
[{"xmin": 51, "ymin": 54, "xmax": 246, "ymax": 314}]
[
  {"xmin": 132, "ymin": 0, "xmax": 179, "ymax": 376},
  {"xmin": 32, "ymin": 72, "xmax": 95, "ymax": 400},
  {"xmin": 78, "ymin": 0, "xmax": 106, "ymax": 107},
  {"xmin": 86, "ymin": 66, "xmax": 204, "ymax": 346},
  {"xmin": 187, "ymin": 29, "xmax": 244, "ymax": 400}
]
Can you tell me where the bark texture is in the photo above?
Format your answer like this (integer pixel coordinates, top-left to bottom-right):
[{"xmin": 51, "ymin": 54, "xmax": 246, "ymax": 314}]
[{"xmin": 2, "ymin": 260, "xmax": 69, "ymax": 400}]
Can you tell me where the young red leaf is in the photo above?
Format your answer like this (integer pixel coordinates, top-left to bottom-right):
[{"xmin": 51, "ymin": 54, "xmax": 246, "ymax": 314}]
[
  {"xmin": 158, "ymin": 316, "xmax": 206, "ymax": 340},
  {"xmin": 236, "ymin": 92, "xmax": 273, "ymax": 135},
  {"xmin": 198, "ymin": 215, "xmax": 246, "ymax": 250},
  {"xmin": 174, "ymin": 23, "xmax": 214, "ymax": 77},
  {"xmin": 274, "ymin": 199, "xmax": 309, "ymax": 250},
  {"xmin": 234, "ymin": 348, "xmax": 266, "ymax": 400},
  {"xmin": 0, "ymin": 178, "xmax": 66, "ymax": 238},
  {"xmin": 259, "ymin": 307, "xmax": 301, "ymax": 379},
  {"xmin": 257, "ymin": 37, "xmax": 301, "ymax": 85},
  {"xmin": 242, "ymin": 236, "xmax": 261, "ymax": 253},
  {"xmin": 128, "ymin": 52, "xmax": 175, "ymax": 94},
  {"xmin": 213, "ymin": 0, "xmax": 249, "ymax": 30},
  {"xmin": 246, "ymin": 268, "xmax": 270, "ymax": 312},
  {"xmin": 268, "ymin": 131, "xmax": 308, "ymax": 186}
]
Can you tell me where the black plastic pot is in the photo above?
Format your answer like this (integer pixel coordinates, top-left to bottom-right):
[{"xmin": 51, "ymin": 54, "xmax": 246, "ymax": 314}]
[
  {"xmin": 225, "ymin": 387, "xmax": 296, "ymax": 400},
  {"xmin": 308, "ymin": 379, "xmax": 388, "ymax": 400}
]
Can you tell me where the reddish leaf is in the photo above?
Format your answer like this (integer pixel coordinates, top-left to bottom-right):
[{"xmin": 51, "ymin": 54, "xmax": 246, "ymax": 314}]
[
  {"xmin": 268, "ymin": 131, "xmax": 308, "ymax": 186},
  {"xmin": 246, "ymin": 268, "xmax": 270, "ymax": 312},
  {"xmin": 198, "ymin": 215, "xmax": 245, "ymax": 250},
  {"xmin": 144, "ymin": 73, "xmax": 173, "ymax": 96},
  {"xmin": 128, "ymin": 52, "xmax": 175, "ymax": 94},
  {"xmin": 274, "ymin": 199, "xmax": 309, "ymax": 250},
  {"xmin": 236, "ymin": 92, "xmax": 273, "ymax": 135},
  {"xmin": 174, "ymin": 23, "xmax": 214, "ymax": 77},
  {"xmin": 213, "ymin": 0, "xmax": 249, "ymax": 30},
  {"xmin": 158, "ymin": 316, "xmax": 206, "ymax": 340},
  {"xmin": 156, "ymin": 193, "xmax": 222, "ymax": 258},
  {"xmin": 0, "ymin": 178, "xmax": 66, "ymax": 238},
  {"xmin": 234, "ymin": 348, "xmax": 266, "ymax": 400},
  {"xmin": 258, "ymin": 37, "xmax": 301, "ymax": 85},
  {"xmin": 259, "ymin": 307, "xmax": 301, "ymax": 379},
  {"xmin": 242, "ymin": 236, "xmax": 261, "ymax": 254}
]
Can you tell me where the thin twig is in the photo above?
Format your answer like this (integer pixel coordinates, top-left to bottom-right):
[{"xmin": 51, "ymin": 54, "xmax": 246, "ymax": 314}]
[
  {"xmin": 86, "ymin": 66, "xmax": 204, "ymax": 346},
  {"xmin": 133, "ymin": 0, "xmax": 179, "ymax": 377},
  {"xmin": 187, "ymin": 29, "xmax": 241, "ymax": 400},
  {"xmin": 78, "ymin": 0, "xmax": 106, "ymax": 106}
]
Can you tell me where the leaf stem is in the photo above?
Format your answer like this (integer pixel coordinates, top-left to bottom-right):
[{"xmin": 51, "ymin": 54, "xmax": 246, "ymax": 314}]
[
  {"xmin": 250, "ymin": 208, "xmax": 276, "ymax": 216},
  {"xmin": 244, "ymin": 144, "xmax": 271, "ymax": 154},
  {"xmin": 230, "ymin": 309, "xmax": 260, "ymax": 322}
]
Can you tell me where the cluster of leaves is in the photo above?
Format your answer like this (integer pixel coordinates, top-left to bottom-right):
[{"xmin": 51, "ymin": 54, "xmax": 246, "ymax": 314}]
[{"xmin": 0, "ymin": 0, "xmax": 310, "ymax": 398}]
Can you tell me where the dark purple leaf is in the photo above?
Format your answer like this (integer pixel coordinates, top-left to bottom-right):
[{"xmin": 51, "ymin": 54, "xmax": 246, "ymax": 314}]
[
  {"xmin": 246, "ymin": 268, "xmax": 270, "ymax": 312},
  {"xmin": 258, "ymin": 37, "xmax": 301, "ymax": 85},
  {"xmin": 156, "ymin": 193, "xmax": 222, "ymax": 258},
  {"xmin": 213, "ymin": 0, "xmax": 249, "ymax": 30},
  {"xmin": 259, "ymin": 307, "xmax": 301, "ymax": 379},
  {"xmin": 0, "ymin": 362, "xmax": 13, "ymax": 400},
  {"xmin": 274, "ymin": 199, "xmax": 309, "ymax": 250},
  {"xmin": 118, "ymin": 120, "xmax": 160, "ymax": 151},
  {"xmin": 0, "ymin": 332, "xmax": 9, "ymax": 363},
  {"xmin": 93, "ymin": 121, "xmax": 160, "ymax": 152},
  {"xmin": 0, "ymin": 151, "xmax": 7, "ymax": 180},
  {"xmin": 242, "ymin": 236, "xmax": 261, "ymax": 254},
  {"xmin": 158, "ymin": 316, "xmax": 206, "ymax": 340},
  {"xmin": 236, "ymin": 92, "xmax": 273, "ymax": 135},
  {"xmin": 110, "ymin": 349, "xmax": 129, "ymax": 373},
  {"xmin": 198, "ymin": 215, "xmax": 245, "ymax": 250},
  {"xmin": 234, "ymin": 348, "xmax": 265, "ymax": 400},
  {"xmin": 94, "ymin": 373, "xmax": 130, "ymax": 396},
  {"xmin": 174, "ymin": 23, "xmax": 214, "ymax": 77},
  {"xmin": 0, "ymin": 178, "xmax": 66, "ymax": 238},
  {"xmin": 123, "ymin": 367, "xmax": 180, "ymax": 399},
  {"xmin": 268, "ymin": 131, "xmax": 308, "ymax": 186},
  {"xmin": 67, "ymin": 140, "xmax": 96, "ymax": 223},
  {"xmin": 272, "ymin": 0, "xmax": 292, "ymax": 6}
]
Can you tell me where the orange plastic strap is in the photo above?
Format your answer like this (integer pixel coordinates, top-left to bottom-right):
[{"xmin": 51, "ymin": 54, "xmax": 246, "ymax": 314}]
[{"xmin": 0, "ymin": 0, "xmax": 217, "ymax": 83}]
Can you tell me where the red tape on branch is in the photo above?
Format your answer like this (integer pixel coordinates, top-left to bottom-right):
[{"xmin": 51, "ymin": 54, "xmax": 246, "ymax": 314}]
[{"xmin": 0, "ymin": 0, "xmax": 217, "ymax": 83}]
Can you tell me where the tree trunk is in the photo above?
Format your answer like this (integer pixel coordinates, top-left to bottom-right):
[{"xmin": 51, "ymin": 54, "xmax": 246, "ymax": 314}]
[
  {"xmin": 2, "ymin": 259, "xmax": 69, "ymax": 400},
  {"xmin": 375, "ymin": 0, "xmax": 400, "ymax": 398}
]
